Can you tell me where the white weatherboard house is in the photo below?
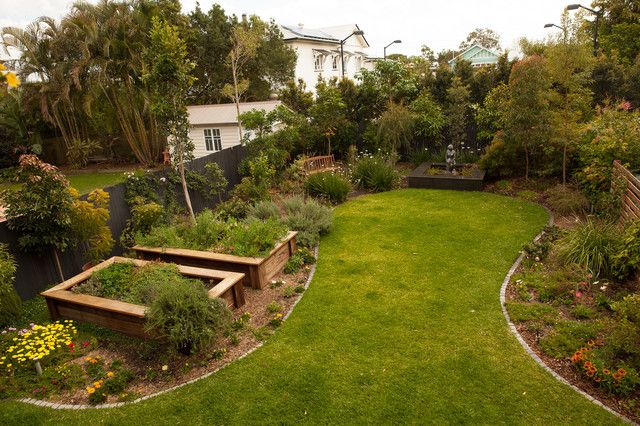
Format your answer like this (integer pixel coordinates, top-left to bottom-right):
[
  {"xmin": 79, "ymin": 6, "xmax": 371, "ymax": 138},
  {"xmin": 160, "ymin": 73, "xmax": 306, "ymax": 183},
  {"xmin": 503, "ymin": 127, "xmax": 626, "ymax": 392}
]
[
  {"xmin": 448, "ymin": 44, "xmax": 500, "ymax": 69},
  {"xmin": 187, "ymin": 100, "xmax": 281, "ymax": 159},
  {"xmin": 280, "ymin": 24, "xmax": 375, "ymax": 91}
]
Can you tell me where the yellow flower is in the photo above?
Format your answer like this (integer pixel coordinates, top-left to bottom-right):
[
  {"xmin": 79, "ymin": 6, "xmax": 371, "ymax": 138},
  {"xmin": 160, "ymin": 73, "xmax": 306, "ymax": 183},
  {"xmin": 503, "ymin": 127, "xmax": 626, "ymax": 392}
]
[
  {"xmin": 5, "ymin": 72, "xmax": 19, "ymax": 88},
  {"xmin": 87, "ymin": 387, "xmax": 95, "ymax": 394},
  {"xmin": 94, "ymin": 381, "xmax": 101, "ymax": 389},
  {"xmin": 107, "ymin": 371, "xmax": 114, "ymax": 378},
  {"xmin": 0, "ymin": 63, "xmax": 6, "ymax": 71}
]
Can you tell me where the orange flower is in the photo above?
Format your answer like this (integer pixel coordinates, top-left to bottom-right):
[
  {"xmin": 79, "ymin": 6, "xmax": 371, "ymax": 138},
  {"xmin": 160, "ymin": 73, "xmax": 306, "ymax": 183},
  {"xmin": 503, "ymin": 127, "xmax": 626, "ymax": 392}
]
[
  {"xmin": 594, "ymin": 377, "xmax": 602, "ymax": 382},
  {"xmin": 603, "ymin": 369, "xmax": 610, "ymax": 375},
  {"xmin": 586, "ymin": 369, "xmax": 595, "ymax": 377},
  {"xmin": 587, "ymin": 340, "xmax": 596, "ymax": 347},
  {"xmin": 584, "ymin": 361, "xmax": 593, "ymax": 369},
  {"xmin": 618, "ymin": 368, "xmax": 627, "ymax": 377},
  {"xmin": 612, "ymin": 373, "xmax": 622, "ymax": 381}
]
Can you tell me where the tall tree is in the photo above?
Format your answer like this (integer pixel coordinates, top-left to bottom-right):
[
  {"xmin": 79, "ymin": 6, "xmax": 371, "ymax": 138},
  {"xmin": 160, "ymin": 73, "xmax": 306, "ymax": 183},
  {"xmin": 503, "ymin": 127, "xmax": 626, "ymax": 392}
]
[
  {"xmin": 223, "ymin": 16, "xmax": 265, "ymax": 141},
  {"xmin": 459, "ymin": 28, "xmax": 501, "ymax": 51},
  {"xmin": 145, "ymin": 17, "xmax": 196, "ymax": 221},
  {"xmin": 446, "ymin": 77, "xmax": 471, "ymax": 149},
  {"xmin": 506, "ymin": 56, "xmax": 551, "ymax": 180}
]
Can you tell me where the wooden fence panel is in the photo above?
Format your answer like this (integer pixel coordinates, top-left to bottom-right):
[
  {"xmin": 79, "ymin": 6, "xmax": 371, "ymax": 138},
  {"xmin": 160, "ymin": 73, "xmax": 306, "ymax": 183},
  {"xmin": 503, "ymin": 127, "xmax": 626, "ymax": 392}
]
[
  {"xmin": 1, "ymin": 145, "xmax": 247, "ymax": 300},
  {"xmin": 613, "ymin": 160, "xmax": 640, "ymax": 224}
]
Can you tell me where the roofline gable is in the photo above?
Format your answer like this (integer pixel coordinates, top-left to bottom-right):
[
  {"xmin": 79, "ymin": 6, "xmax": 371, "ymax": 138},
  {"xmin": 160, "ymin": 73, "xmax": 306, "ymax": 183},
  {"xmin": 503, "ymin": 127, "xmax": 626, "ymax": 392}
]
[{"xmin": 448, "ymin": 44, "xmax": 500, "ymax": 64}]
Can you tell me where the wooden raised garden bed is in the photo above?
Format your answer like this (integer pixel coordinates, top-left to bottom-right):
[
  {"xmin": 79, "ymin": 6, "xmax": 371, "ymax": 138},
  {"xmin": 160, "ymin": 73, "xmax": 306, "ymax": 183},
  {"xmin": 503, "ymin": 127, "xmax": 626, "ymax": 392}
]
[
  {"xmin": 41, "ymin": 257, "xmax": 246, "ymax": 338},
  {"xmin": 132, "ymin": 231, "xmax": 298, "ymax": 290},
  {"xmin": 407, "ymin": 162, "xmax": 486, "ymax": 191}
]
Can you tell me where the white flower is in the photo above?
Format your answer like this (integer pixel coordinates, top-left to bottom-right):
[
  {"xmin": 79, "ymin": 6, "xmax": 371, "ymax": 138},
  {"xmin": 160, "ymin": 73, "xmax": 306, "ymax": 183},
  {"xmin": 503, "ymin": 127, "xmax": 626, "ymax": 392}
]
[
  {"xmin": 161, "ymin": 365, "xmax": 168, "ymax": 371},
  {"xmin": 160, "ymin": 177, "xmax": 166, "ymax": 183}
]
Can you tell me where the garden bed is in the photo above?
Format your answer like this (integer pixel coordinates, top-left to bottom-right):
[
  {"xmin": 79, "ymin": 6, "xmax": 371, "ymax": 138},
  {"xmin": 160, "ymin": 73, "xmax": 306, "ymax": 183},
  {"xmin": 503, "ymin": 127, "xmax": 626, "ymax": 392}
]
[
  {"xmin": 133, "ymin": 231, "xmax": 298, "ymax": 290},
  {"xmin": 41, "ymin": 257, "xmax": 246, "ymax": 338},
  {"xmin": 407, "ymin": 162, "xmax": 485, "ymax": 191}
]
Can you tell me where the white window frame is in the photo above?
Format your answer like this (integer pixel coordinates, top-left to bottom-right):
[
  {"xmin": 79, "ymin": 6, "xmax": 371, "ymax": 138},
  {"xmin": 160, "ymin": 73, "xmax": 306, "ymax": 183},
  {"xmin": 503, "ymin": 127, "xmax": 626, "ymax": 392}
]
[
  {"xmin": 203, "ymin": 128, "xmax": 222, "ymax": 152},
  {"xmin": 332, "ymin": 56, "xmax": 339, "ymax": 71},
  {"xmin": 314, "ymin": 55, "xmax": 324, "ymax": 72}
]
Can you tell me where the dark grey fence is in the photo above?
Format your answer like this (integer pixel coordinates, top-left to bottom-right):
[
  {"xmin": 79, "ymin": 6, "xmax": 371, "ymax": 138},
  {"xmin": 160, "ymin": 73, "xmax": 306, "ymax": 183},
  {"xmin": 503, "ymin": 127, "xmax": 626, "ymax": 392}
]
[{"xmin": 1, "ymin": 145, "xmax": 247, "ymax": 299}]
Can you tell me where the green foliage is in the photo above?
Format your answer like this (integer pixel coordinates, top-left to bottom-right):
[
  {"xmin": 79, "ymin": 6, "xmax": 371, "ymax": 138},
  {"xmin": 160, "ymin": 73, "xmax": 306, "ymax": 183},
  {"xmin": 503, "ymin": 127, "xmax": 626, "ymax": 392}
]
[
  {"xmin": 572, "ymin": 304, "xmax": 597, "ymax": 320},
  {"xmin": 73, "ymin": 262, "xmax": 136, "ymax": 301},
  {"xmin": 557, "ymin": 220, "xmax": 620, "ymax": 278},
  {"xmin": 233, "ymin": 154, "xmax": 275, "ymax": 201},
  {"xmin": 0, "ymin": 244, "xmax": 21, "ymax": 327},
  {"xmin": 145, "ymin": 279, "xmax": 231, "ymax": 355},
  {"xmin": 544, "ymin": 185, "xmax": 589, "ymax": 215},
  {"xmin": 304, "ymin": 172, "xmax": 351, "ymax": 204},
  {"xmin": 203, "ymin": 163, "xmax": 228, "ymax": 202},
  {"xmin": 350, "ymin": 155, "xmax": 400, "ymax": 192},
  {"xmin": 66, "ymin": 138, "xmax": 101, "ymax": 169},
  {"xmin": 284, "ymin": 247, "xmax": 316, "ymax": 274},
  {"xmin": 246, "ymin": 200, "xmax": 279, "ymax": 221},
  {"xmin": 70, "ymin": 189, "xmax": 114, "ymax": 263},
  {"xmin": 214, "ymin": 197, "xmax": 250, "ymax": 220},
  {"xmin": 1, "ymin": 155, "xmax": 73, "ymax": 253},
  {"xmin": 376, "ymin": 102, "xmax": 414, "ymax": 154},
  {"xmin": 506, "ymin": 302, "xmax": 559, "ymax": 324},
  {"xmin": 611, "ymin": 221, "xmax": 640, "ymax": 280},
  {"xmin": 539, "ymin": 320, "xmax": 601, "ymax": 358},
  {"xmin": 445, "ymin": 77, "xmax": 471, "ymax": 148},
  {"xmin": 225, "ymin": 218, "xmax": 287, "ymax": 258}
]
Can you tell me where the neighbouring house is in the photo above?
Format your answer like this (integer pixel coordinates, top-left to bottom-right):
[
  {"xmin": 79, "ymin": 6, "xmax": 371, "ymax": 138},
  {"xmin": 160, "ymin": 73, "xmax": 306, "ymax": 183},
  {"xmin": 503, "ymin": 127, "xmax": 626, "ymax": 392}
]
[
  {"xmin": 448, "ymin": 44, "xmax": 500, "ymax": 69},
  {"xmin": 280, "ymin": 23, "xmax": 375, "ymax": 91},
  {"xmin": 187, "ymin": 100, "xmax": 282, "ymax": 159}
]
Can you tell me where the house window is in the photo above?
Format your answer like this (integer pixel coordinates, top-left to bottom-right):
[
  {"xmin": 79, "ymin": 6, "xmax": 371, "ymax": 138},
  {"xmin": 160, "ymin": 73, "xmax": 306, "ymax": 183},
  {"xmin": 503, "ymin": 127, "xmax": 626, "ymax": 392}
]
[
  {"xmin": 332, "ymin": 56, "xmax": 339, "ymax": 71},
  {"xmin": 314, "ymin": 55, "xmax": 324, "ymax": 71},
  {"xmin": 204, "ymin": 128, "xmax": 222, "ymax": 151}
]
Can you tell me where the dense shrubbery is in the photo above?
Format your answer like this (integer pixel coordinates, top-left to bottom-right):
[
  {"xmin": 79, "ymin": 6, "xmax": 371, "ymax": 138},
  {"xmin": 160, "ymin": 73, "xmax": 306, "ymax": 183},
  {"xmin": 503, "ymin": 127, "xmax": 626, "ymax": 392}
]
[
  {"xmin": 0, "ymin": 244, "xmax": 21, "ymax": 327},
  {"xmin": 304, "ymin": 172, "xmax": 351, "ymax": 204},
  {"xmin": 134, "ymin": 210, "xmax": 287, "ymax": 257},
  {"xmin": 350, "ymin": 155, "xmax": 400, "ymax": 192},
  {"xmin": 557, "ymin": 220, "xmax": 620, "ymax": 278}
]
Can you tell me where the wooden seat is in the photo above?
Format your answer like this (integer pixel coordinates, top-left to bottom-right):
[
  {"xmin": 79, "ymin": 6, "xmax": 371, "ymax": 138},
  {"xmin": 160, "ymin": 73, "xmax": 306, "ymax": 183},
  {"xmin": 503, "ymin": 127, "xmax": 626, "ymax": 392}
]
[{"xmin": 302, "ymin": 155, "xmax": 337, "ymax": 175}]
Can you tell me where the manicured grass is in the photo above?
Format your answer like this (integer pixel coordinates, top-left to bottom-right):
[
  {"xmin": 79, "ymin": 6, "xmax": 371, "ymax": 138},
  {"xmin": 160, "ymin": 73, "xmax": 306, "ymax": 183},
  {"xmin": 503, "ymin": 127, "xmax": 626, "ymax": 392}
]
[
  {"xmin": 0, "ymin": 171, "xmax": 125, "ymax": 195},
  {"xmin": 67, "ymin": 171, "xmax": 126, "ymax": 194},
  {"xmin": 0, "ymin": 190, "xmax": 622, "ymax": 424}
]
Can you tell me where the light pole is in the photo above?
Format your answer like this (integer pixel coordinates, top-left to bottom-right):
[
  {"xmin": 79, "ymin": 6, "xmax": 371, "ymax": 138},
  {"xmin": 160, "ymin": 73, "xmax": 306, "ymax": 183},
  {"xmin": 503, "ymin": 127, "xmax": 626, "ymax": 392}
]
[
  {"xmin": 340, "ymin": 29, "xmax": 364, "ymax": 78},
  {"xmin": 383, "ymin": 40, "xmax": 402, "ymax": 60},
  {"xmin": 566, "ymin": 3, "xmax": 602, "ymax": 55},
  {"xmin": 544, "ymin": 23, "xmax": 566, "ymax": 31}
]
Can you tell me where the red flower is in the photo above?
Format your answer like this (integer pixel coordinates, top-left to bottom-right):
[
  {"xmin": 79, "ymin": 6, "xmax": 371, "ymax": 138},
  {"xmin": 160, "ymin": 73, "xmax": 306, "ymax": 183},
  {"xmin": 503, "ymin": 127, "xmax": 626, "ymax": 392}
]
[
  {"xmin": 82, "ymin": 341, "xmax": 90, "ymax": 348},
  {"xmin": 575, "ymin": 291, "xmax": 582, "ymax": 298}
]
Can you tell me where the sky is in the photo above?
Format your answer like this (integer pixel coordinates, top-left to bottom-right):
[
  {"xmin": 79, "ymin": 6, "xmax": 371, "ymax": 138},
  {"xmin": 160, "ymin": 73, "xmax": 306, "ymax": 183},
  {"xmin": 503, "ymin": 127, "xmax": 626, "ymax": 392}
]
[{"xmin": 0, "ymin": 0, "xmax": 574, "ymax": 57}]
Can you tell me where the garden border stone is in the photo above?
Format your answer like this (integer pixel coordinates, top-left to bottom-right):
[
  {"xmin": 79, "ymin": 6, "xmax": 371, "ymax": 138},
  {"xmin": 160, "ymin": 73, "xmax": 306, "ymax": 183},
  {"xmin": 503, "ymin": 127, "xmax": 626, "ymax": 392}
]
[
  {"xmin": 14, "ymin": 246, "xmax": 319, "ymax": 410},
  {"xmin": 499, "ymin": 206, "xmax": 635, "ymax": 425}
]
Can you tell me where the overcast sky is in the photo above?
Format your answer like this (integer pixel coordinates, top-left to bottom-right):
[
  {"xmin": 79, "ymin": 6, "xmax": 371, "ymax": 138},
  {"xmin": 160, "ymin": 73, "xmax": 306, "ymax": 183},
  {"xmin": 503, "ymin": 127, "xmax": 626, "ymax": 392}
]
[{"xmin": 0, "ymin": 0, "xmax": 574, "ymax": 57}]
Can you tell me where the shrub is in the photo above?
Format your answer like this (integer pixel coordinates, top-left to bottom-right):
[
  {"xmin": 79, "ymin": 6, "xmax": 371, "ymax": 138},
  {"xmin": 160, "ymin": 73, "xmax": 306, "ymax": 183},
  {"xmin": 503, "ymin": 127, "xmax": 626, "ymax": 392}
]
[
  {"xmin": 85, "ymin": 262, "xmax": 135, "ymax": 300},
  {"xmin": 70, "ymin": 189, "xmax": 114, "ymax": 263},
  {"xmin": 571, "ymin": 345, "xmax": 640, "ymax": 395},
  {"xmin": 350, "ymin": 156, "xmax": 399, "ymax": 192},
  {"xmin": 0, "ymin": 244, "xmax": 20, "ymax": 326},
  {"xmin": 539, "ymin": 320, "xmax": 601, "ymax": 358},
  {"xmin": 612, "ymin": 294, "xmax": 640, "ymax": 324},
  {"xmin": 544, "ymin": 185, "xmax": 589, "ymax": 215},
  {"xmin": 282, "ymin": 196, "xmax": 332, "ymax": 248},
  {"xmin": 572, "ymin": 304, "xmax": 596, "ymax": 319},
  {"xmin": 557, "ymin": 220, "xmax": 620, "ymax": 278},
  {"xmin": 247, "ymin": 200, "xmax": 280, "ymax": 221},
  {"xmin": 506, "ymin": 302, "xmax": 558, "ymax": 324},
  {"xmin": 145, "ymin": 279, "xmax": 231, "ymax": 354},
  {"xmin": 203, "ymin": 162, "xmax": 228, "ymax": 202},
  {"xmin": 611, "ymin": 220, "xmax": 640, "ymax": 280},
  {"xmin": 304, "ymin": 172, "xmax": 350, "ymax": 204},
  {"xmin": 224, "ymin": 218, "xmax": 287, "ymax": 257},
  {"xmin": 284, "ymin": 248, "xmax": 316, "ymax": 274},
  {"xmin": 214, "ymin": 196, "xmax": 250, "ymax": 220}
]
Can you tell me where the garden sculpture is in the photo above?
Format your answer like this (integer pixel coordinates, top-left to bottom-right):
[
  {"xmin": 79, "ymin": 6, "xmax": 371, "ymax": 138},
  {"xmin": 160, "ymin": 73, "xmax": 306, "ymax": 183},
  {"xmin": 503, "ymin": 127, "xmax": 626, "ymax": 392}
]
[{"xmin": 446, "ymin": 144, "xmax": 456, "ymax": 173}]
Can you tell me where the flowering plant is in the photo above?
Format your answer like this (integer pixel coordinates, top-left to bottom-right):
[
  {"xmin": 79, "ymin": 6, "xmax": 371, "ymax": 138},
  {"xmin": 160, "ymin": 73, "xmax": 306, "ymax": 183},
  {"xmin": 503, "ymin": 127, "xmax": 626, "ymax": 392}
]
[
  {"xmin": 1, "ymin": 320, "xmax": 77, "ymax": 372},
  {"xmin": 571, "ymin": 343, "xmax": 639, "ymax": 395}
]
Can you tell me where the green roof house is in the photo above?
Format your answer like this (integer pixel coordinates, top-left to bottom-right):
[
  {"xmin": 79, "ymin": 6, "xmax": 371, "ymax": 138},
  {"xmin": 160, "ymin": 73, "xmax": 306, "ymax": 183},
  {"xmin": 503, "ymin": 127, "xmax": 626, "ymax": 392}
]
[{"xmin": 448, "ymin": 44, "xmax": 500, "ymax": 69}]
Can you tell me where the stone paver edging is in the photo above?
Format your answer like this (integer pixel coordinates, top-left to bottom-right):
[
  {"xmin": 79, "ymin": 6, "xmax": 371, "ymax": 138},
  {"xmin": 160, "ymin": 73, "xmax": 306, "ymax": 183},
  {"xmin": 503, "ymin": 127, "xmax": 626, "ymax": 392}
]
[
  {"xmin": 499, "ymin": 209, "xmax": 635, "ymax": 425},
  {"xmin": 16, "ymin": 246, "xmax": 320, "ymax": 410}
]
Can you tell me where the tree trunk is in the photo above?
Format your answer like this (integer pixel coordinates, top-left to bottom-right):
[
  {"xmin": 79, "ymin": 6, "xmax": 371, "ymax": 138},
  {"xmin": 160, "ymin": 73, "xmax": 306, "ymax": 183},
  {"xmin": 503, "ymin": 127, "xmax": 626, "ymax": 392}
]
[
  {"xmin": 524, "ymin": 143, "xmax": 530, "ymax": 181},
  {"xmin": 231, "ymin": 58, "xmax": 243, "ymax": 142},
  {"xmin": 562, "ymin": 144, "xmax": 567, "ymax": 187},
  {"xmin": 178, "ymin": 139, "xmax": 195, "ymax": 223},
  {"xmin": 52, "ymin": 247, "xmax": 64, "ymax": 283}
]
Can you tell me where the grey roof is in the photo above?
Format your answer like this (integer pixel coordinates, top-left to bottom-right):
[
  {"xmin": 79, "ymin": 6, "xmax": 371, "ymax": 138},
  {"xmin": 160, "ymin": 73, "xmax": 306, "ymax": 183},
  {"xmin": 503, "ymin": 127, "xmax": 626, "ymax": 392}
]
[{"xmin": 281, "ymin": 25, "xmax": 340, "ymax": 43}]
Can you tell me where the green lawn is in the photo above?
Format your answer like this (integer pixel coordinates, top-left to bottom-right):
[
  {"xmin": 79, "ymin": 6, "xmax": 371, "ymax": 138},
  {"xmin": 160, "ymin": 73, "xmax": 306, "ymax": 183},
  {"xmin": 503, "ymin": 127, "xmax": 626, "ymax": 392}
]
[
  {"xmin": 0, "ymin": 189, "xmax": 622, "ymax": 424},
  {"xmin": 67, "ymin": 172, "xmax": 126, "ymax": 194},
  {"xmin": 0, "ymin": 171, "xmax": 125, "ymax": 195}
]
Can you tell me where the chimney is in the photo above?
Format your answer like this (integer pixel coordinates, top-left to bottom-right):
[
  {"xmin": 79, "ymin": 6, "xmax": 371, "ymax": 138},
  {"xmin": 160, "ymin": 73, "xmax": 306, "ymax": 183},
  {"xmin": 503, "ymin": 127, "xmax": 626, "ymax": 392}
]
[
  {"xmin": 298, "ymin": 23, "xmax": 304, "ymax": 29},
  {"xmin": 242, "ymin": 14, "xmax": 247, "ymax": 24}
]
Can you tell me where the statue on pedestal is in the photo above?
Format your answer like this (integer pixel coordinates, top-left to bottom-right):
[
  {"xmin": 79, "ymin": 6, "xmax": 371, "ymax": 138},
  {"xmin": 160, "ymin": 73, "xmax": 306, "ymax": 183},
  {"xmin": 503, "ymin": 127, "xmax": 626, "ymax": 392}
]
[{"xmin": 446, "ymin": 144, "xmax": 456, "ymax": 173}]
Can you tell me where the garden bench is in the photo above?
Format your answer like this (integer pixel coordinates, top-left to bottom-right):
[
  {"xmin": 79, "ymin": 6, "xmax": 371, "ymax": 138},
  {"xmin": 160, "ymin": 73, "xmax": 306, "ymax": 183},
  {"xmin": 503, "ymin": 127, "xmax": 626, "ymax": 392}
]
[
  {"xmin": 87, "ymin": 155, "xmax": 110, "ymax": 164},
  {"xmin": 302, "ymin": 155, "xmax": 337, "ymax": 175}
]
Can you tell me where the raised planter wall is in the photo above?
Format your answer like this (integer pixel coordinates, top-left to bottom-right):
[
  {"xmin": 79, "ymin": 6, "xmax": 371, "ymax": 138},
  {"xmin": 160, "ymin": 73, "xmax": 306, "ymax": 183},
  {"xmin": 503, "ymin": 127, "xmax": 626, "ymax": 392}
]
[
  {"xmin": 407, "ymin": 162, "xmax": 486, "ymax": 191},
  {"xmin": 41, "ymin": 257, "xmax": 246, "ymax": 338},
  {"xmin": 132, "ymin": 231, "xmax": 298, "ymax": 290}
]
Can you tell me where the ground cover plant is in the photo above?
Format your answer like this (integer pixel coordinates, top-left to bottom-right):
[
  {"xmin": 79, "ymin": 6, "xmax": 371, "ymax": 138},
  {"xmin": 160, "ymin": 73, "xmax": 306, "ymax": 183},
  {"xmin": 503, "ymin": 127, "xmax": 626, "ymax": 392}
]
[
  {"xmin": 0, "ymin": 190, "xmax": 621, "ymax": 424},
  {"xmin": 134, "ymin": 210, "xmax": 287, "ymax": 258},
  {"xmin": 507, "ymin": 214, "xmax": 640, "ymax": 420}
]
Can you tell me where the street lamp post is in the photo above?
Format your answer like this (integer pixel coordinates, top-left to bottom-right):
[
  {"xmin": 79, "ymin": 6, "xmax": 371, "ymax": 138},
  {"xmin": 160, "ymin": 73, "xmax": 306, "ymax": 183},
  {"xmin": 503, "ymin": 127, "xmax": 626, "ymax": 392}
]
[
  {"xmin": 544, "ymin": 23, "xmax": 567, "ymax": 41},
  {"xmin": 566, "ymin": 3, "xmax": 602, "ymax": 55},
  {"xmin": 383, "ymin": 40, "xmax": 402, "ymax": 60},
  {"xmin": 340, "ymin": 29, "xmax": 364, "ymax": 78}
]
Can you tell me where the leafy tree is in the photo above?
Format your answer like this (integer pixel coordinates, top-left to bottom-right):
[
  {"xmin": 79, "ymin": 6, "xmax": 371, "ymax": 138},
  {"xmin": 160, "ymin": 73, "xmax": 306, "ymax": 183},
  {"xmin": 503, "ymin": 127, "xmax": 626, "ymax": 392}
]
[
  {"xmin": 445, "ymin": 77, "xmax": 471, "ymax": 149},
  {"xmin": 506, "ymin": 56, "xmax": 551, "ymax": 179},
  {"xmin": 409, "ymin": 92, "xmax": 445, "ymax": 147},
  {"xmin": 431, "ymin": 65, "xmax": 455, "ymax": 105},
  {"xmin": 593, "ymin": 0, "xmax": 640, "ymax": 65},
  {"xmin": 459, "ymin": 28, "xmax": 501, "ymax": 51},
  {"xmin": 591, "ymin": 54, "xmax": 626, "ymax": 105},
  {"xmin": 1, "ymin": 155, "xmax": 73, "ymax": 281},
  {"xmin": 545, "ymin": 19, "xmax": 595, "ymax": 185},
  {"xmin": 186, "ymin": 3, "xmax": 232, "ymax": 104},
  {"xmin": 309, "ymin": 80, "xmax": 347, "ymax": 155},
  {"xmin": 476, "ymin": 83, "xmax": 510, "ymax": 145},
  {"xmin": 223, "ymin": 17, "xmax": 265, "ymax": 141},
  {"xmin": 145, "ymin": 17, "xmax": 196, "ymax": 221},
  {"xmin": 377, "ymin": 102, "xmax": 414, "ymax": 155},
  {"xmin": 279, "ymin": 79, "xmax": 314, "ymax": 115},
  {"xmin": 420, "ymin": 45, "xmax": 436, "ymax": 64}
]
